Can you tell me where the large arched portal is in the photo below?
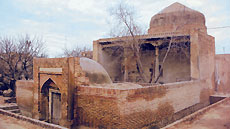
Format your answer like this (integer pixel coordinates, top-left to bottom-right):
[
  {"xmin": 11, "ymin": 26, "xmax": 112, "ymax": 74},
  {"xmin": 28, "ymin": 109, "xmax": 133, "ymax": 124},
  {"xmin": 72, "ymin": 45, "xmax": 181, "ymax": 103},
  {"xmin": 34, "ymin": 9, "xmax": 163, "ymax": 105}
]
[{"xmin": 41, "ymin": 78, "xmax": 61, "ymax": 124}]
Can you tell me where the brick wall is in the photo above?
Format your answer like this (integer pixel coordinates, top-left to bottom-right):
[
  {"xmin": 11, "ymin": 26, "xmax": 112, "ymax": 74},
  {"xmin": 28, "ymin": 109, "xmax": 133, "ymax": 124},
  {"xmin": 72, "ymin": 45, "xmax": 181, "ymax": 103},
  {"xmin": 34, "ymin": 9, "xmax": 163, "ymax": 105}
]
[
  {"xmin": 74, "ymin": 86, "xmax": 121, "ymax": 128},
  {"xmin": 74, "ymin": 80, "xmax": 206, "ymax": 128}
]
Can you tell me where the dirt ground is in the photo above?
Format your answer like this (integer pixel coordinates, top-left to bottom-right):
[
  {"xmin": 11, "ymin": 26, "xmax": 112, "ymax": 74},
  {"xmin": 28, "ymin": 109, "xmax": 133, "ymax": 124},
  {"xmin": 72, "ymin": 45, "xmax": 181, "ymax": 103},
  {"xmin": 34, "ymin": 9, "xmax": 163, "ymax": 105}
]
[
  {"xmin": 0, "ymin": 114, "xmax": 46, "ymax": 129},
  {"xmin": 0, "ymin": 96, "xmax": 46, "ymax": 129},
  {"xmin": 170, "ymin": 100, "xmax": 230, "ymax": 129}
]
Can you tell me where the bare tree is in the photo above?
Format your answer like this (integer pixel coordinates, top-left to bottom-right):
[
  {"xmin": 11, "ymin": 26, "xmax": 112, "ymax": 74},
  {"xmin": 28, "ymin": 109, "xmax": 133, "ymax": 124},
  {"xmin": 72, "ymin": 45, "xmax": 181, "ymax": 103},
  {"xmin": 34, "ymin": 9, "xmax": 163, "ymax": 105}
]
[
  {"xmin": 62, "ymin": 46, "xmax": 92, "ymax": 58},
  {"xmin": 110, "ymin": 2, "xmax": 148, "ymax": 82},
  {"xmin": 0, "ymin": 34, "xmax": 47, "ymax": 91},
  {"xmin": 18, "ymin": 34, "xmax": 47, "ymax": 80},
  {"xmin": 0, "ymin": 37, "xmax": 21, "ymax": 87}
]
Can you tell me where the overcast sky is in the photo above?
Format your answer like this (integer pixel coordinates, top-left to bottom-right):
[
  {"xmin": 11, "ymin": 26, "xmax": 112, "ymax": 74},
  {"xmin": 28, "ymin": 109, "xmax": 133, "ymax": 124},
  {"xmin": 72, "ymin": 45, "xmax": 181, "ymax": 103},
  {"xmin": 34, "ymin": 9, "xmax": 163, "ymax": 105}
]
[{"xmin": 0, "ymin": 0, "xmax": 229, "ymax": 57}]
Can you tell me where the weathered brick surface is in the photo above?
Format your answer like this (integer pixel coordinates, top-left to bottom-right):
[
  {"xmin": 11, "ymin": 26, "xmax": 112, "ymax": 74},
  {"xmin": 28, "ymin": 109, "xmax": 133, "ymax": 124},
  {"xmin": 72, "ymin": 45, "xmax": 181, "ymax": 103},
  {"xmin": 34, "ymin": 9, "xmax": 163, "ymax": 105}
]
[
  {"xmin": 76, "ymin": 95, "xmax": 120, "ymax": 128},
  {"xmin": 75, "ymin": 86, "xmax": 122, "ymax": 128},
  {"xmin": 74, "ymin": 80, "xmax": 206, "ymax": 128},
  {"xmin": 32, "ymin": 57, "xmax": 79, "ymax": 127},
  {"xmin": 126, "ymin": 86, "xmax": 167, "ymax": 102},
  {"xmin": 16, "ymin": 80, "xmax": 34, "ymax": 117},
  {"xmin": 120, "ymin": 102, "xmax": 174, "ymax": 128}
]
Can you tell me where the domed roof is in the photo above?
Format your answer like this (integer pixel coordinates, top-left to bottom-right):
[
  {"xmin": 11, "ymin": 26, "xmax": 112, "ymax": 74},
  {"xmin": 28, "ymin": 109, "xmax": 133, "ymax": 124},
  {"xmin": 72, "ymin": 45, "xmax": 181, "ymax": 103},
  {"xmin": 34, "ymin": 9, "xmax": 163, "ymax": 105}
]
[
  {"xmin": 80, "ymin": 57, "xmax": 112, "ymax": 85},
  {"xmin": 148, "ymin": 2, "xmax": 206, "ymax": 34},
  {"xmin": 159, "ymin": 2, "xmax": 197, "ymax": 14}
]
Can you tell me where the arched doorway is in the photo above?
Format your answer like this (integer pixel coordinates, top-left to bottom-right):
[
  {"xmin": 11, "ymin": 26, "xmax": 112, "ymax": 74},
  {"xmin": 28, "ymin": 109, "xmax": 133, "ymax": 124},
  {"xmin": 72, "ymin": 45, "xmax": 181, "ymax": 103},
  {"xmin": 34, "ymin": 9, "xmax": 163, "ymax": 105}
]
[{"xmin": 41, "ymin": 78, "xmax": 61, "ymax": 124}]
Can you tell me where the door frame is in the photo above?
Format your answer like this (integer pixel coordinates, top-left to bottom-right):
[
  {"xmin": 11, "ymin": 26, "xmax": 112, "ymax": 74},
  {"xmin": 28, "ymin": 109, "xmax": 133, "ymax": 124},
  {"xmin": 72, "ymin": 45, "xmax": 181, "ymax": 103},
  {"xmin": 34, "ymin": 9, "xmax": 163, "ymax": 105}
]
[{"xmin": 49, "ymin": 89, "xmax": 61, "ymax": 123}]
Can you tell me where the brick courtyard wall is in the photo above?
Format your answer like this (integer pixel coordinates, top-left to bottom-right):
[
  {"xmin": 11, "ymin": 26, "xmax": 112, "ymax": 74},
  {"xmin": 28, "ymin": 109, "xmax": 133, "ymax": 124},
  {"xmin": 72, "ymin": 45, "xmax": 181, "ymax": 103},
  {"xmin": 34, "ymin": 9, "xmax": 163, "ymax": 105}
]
[
  {"xmin": 75, "ymin": 80, "xmax": 206, "ymax": 128},
  {"xmin": 74, "ymin": 86, "xmax": 121, "ymax": 128}
]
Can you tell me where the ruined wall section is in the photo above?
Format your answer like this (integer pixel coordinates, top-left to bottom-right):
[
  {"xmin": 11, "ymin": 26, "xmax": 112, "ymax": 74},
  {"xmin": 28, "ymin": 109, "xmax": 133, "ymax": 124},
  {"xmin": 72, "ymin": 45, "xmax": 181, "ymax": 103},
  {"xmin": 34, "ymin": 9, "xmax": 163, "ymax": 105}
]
[
  {"xmin": 158, "ymin": 43, "xmax": 191, "ymax": 83},
  {"xmin": 93, "ymin": 41, "xmax": 124, "ymax": 82},
  {"xmin": 93, "ymin": 41, "xmax": 101, "ymax": 62},
  {"xmin": 16, "ymin": 80, "xmax": 34, "ymax": 117},
  {"xmin": 74, "ymin": 80, "xmax": 205, "ymax": 128},
  {"xmin": 215, "ymin": 54, "xmax": 230, "ymax": 93},
  {"xmin": 74, "ymin": 58, "xmax": 89, "ymax": 86},
  {"xmin": 94, "ymin": 40, "xmax": 191, "ymax": 84},
  {"xmin": 140, "ymin": 48, "xmax": 155, "ymax": 81},
  {"xmin": 100, "ymin": 47, "xmax": 124, "ymax": 82}
]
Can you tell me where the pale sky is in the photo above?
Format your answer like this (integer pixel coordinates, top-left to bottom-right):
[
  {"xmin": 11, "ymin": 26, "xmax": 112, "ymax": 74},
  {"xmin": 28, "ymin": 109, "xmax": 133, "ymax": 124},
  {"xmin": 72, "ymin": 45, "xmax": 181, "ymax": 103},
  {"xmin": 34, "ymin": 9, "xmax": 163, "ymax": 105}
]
[{"xmin": 0, "ymin": 0, "xmax": 229, "ymax": 57}]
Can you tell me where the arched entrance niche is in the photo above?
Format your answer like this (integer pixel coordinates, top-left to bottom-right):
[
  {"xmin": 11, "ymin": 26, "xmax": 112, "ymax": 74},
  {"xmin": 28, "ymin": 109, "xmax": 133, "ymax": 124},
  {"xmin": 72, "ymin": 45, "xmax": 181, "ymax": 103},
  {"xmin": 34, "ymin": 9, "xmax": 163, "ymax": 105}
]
[{"xmin": 40, "ymin": 78, "xmax": 61, "ymax": 124}]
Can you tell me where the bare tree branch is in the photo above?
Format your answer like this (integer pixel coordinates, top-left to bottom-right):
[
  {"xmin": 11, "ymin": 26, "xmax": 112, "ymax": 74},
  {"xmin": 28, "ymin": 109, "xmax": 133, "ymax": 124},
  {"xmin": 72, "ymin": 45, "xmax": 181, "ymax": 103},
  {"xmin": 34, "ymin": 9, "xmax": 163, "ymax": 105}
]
[
  {"xmin": 0, "ymin": 34, "xmax": 47, "ymax": 90},
  {"xmin": 110, "ymin": 2, "xmax": 148, "ymax": 82},
  {"xmin": 61, "ymin": 46, "xmax": 92, "ymax": 58}
]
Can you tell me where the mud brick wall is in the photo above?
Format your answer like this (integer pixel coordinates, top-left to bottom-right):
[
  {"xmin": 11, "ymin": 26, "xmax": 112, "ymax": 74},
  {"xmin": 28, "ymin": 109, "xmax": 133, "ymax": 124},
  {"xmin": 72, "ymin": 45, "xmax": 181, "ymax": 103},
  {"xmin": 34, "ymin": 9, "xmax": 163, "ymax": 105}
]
[
  {"xmin": 74, "ymin": 58, "xmax": 89, "ymax": 86},
  {"xmin": 215, "ymin": 54, "xmax": 230, "ymax": 93},
  {"xmin": 75, "ymin": 80, "xmax": 206, "ymax": 128},
  {"xmin": 16, "ymin": 80, "xmax": 34, "ymax": 117},
  {"xmin": 119, "ymin": 81, "xmax": 202, "ymax": 128},
  {"xmin": 75, "ymin": 86, "xmax": 121, "ymax": 128}
]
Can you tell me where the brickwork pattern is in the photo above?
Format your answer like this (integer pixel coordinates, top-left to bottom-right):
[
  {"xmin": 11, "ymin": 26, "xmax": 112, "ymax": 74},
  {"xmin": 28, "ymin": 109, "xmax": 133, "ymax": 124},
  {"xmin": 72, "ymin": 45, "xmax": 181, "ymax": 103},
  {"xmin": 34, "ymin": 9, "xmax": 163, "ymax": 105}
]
[
  {"xmin": 76, "ymin": 95, "xmax": 120, "ymax": 128},
  {"xmin": 121, "ymin": 102, "xmax": 174, "ymax": 128},
  {"xmin": 74, "ymin": 80, "xmax": 202, "ymax": 128},
  {"xmin": 75, "ymin": 91, "xmax": 174, "ymax": 128}
]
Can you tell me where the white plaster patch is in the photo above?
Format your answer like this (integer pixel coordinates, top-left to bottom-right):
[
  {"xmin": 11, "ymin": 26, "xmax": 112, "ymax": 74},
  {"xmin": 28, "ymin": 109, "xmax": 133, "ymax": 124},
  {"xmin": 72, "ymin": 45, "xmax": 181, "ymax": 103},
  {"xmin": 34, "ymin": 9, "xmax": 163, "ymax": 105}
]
[{"xmin": 39, "ymin": 68, "xmax": 62, "ymax": 73}]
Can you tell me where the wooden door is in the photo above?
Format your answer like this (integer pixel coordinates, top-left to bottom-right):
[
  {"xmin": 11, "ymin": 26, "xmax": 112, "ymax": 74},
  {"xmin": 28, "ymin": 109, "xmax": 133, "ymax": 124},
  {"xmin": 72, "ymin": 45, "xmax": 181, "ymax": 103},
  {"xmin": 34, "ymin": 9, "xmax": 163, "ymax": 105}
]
[{"xmin": 51, "ymin": 92, "xmax": 61, "ymax": 124}]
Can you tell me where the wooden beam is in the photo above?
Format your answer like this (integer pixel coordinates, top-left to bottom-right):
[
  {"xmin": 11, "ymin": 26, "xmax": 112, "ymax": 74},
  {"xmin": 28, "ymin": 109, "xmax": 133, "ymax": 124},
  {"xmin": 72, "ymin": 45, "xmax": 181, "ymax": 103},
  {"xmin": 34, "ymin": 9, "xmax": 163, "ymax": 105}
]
[{"xmin": 101, "ymin": 36, "xmax": 190, "ymax": 49}]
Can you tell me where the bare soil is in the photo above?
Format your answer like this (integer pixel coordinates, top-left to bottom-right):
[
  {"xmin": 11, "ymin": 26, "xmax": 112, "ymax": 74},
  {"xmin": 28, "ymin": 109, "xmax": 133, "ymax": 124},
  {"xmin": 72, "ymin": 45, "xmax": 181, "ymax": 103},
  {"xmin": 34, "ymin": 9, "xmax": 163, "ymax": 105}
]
[
  {"xmin": 0, "ymin": 114, "xmax": 46, "ymax": 129},
  {"xmin": 0, "ymin": 96, "xmax": 45, "ymax": 129}
]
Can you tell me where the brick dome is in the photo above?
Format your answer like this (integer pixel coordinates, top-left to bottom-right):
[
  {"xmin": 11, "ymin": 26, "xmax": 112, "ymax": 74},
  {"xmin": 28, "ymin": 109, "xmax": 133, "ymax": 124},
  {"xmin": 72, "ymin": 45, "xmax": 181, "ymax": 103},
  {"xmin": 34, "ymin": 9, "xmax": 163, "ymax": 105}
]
[{"xmin": 148, "ymin": 2, "xmax": 207, "ymax": 34}]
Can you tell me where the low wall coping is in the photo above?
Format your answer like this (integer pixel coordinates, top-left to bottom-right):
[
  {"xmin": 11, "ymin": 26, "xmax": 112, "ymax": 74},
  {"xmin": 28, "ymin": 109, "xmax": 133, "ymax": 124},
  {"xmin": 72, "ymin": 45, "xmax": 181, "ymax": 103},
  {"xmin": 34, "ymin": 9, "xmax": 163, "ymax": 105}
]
[
  {"xmin": 162, "ymin": 97, "xmax": 230, "ymax": 129},
  {"xmin": 0, "ymin": 109, "xmax": 67, "ymax": 129},
  {"xmin": 78, "ymin": 80, "xmax": 199, "ymax": 91},
  {"xmin": 77, "ymin": 80, "xmax": 200, "ymax": 98}
]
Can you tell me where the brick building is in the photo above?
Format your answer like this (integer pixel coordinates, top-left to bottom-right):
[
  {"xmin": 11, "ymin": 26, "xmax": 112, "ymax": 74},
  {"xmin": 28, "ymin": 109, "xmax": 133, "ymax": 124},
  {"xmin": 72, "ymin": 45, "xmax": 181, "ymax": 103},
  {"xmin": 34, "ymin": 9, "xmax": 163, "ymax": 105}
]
[{"xmin": 15, "ymin": 2, "xmax": 230, "ymax": 129}]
